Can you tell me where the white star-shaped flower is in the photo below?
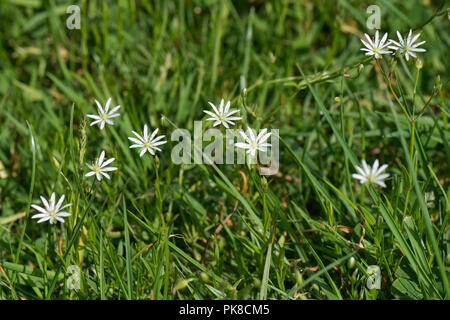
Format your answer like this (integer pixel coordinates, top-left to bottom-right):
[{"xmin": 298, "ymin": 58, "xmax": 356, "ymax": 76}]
[
  {"xmin": 31, "ymin": 193, "xmax": 72, "ymax": 224},
  {"xmin": 360, "ymin": 30, "xmax": 391, "ymax": 59},
  {"xmin": 235, "ymin": 127, "xmax": 272, "ymax": 159},
  {"xmin": 128, "ymin": 124, "xmax": 167, "ymax": 157},
  {"xmin": 85, "ymin": 150, "xmax": 117, "ymax": 181},
  {"xmin": 352, "ymin": 159, "xmax": 389, "ymax": 188},
  {"xmin": 87, "ymin": 98, "xmax": 121, "ymax": 130},
  {"xmin": 388, "ymin": 29, "xmax": 426, "ymax": 61},
  {"xmin": 204, "ymin": 99, "xmax": 242, "ymax": 128}
]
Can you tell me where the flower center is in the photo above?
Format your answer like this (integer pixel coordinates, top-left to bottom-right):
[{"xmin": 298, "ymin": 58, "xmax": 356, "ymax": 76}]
[
  {"xmin": 367, "ymin": 175, "xmax": 374, "ymax": 184},
  {"xmin": 144, "ymin": 142, "xmax": 151, "ymax": 148},
  {"xmin": 101, "ymin": 114, "xmax": 108, "ymax": 120},
  {"xmin": 49, "ymin": 210, "xmax": 56, "ymax": 217}
]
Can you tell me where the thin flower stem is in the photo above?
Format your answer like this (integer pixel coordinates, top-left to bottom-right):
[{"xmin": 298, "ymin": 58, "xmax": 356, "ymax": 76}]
[
  {"xmin": 376, "ymin": 60, "xmax": 412, "ymax": 123},
  {"xmin": 409, "ymin": 67, "xmax": 421, "ymax": 161},
  {"xmin": 154, "ymin": 158, "xmax": 164, "ymax": 223},
  {"xmin": 45, "ymin": 181, "xmax": 97, "ymax": 298}
]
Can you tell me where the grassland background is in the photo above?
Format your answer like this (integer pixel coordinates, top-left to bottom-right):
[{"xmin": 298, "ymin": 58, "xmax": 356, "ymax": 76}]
[{"xmin": 0, "ymin": 0, "xmax": 449, "ymax": 300}]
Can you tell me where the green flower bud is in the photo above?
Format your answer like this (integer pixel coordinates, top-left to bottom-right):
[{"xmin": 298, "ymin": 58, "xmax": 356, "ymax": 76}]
[
  {"xmin": 200, "ymin": 272, "xmax": 210, "ymax": 283},
  {"xmin": 261, "ymin": 177, "xmax": 268, "ymax": 193},
  {"xmin": 241, "ymin": 87, "xmax": 248, "ymax": 98},
  {"xmin": 347, "ymin": 256, "xmax": 356, "ymax": 269},
  {"xmin": 358, "ymin": 64, "xmax": 364, "ymax": 73},
  {"xmin": 415, "ymin": 58, "xmax": 423, "ymax": 70},
  {"xmin": 173, "ymin": 278, "xmax": 193, "ymax": 292},
  {"xmin": 295, "ymin": 269, "xmax": 303, "ymax": 285}
]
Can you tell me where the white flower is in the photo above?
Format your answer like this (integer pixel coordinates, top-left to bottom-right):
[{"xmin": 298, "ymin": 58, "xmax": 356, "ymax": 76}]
[
  {"xmin": 352, "ymin": 159, "xmax": 389, "ymax": 188},
  {"xmin": 87, "ymin": 98, "xmax": 121, "ymax": 130},
  {"xmin": 388, "ymin": 29, "xmax": 426, "ymax": 61},
  {"xmin": 128, "ymin": 124, "xmax": 167, "ymax": 157},
  {"xmin": 360, "ymin": 30, "xmax": 391, "ymax": 59},
  {"xmin": 31, "ymin": 193, "xmax": 72, "ymax": 224},
  {"xmin": 203, "ymin": 99, "xmax": 242, "ymax": 128},
  {"xmin": 85, "ymin": 150, "xmax": 117, "ymax": 181},
  {"xmin": 235, "ymin": 127, "xmax": 272, "ymax": 159}
]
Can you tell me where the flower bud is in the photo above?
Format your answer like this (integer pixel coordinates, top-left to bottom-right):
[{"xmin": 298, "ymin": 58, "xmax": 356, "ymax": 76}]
[
  {"xmin": 261, "ymin": 177, "xmax": 268, "ymax": 193},
  {"xmin": 358, "ymin": 64, "xmax": 364, "ymax": 73},
  {"xmin": 173, "ymin": 278, "xmax": 193, "ymax": 292},
  {"xmin": 295, "ymin": 269, "xmax": 303, "ymax": 285},
  {"xmin": 415, "ymin": 58, "xmax": 423, "ymax": 69},
  {"xmin": 347, "ymin": 256, "xmax": 356, "ymax": 269},
  {"xmin": 200, "ymin": 272, "xmax": 210, "ymax": 283},
  {"xmin": 435, "ymin": 75, "xmax": 441, "ymax": 86}
]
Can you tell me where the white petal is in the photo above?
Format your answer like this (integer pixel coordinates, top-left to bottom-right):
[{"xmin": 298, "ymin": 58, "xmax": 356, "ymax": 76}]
[
  {"xmin": 37, "ymin": 217, "xmax": 51, "ymax": 223},
  {"xmin": 31, "ymin": 204, "xmax": 48, "ymax": 214},
  {"xmin": 376, "ymin": 164, "xmax": 388, "ymax": 176},
  {"xmin": 57, "ymin": 212, "xmax": 72, "ymax": 217},
  {"xmin": 55, "ymin": 194, "xmax": 65, "ymax": 212},
  {"xmin": 32, "ymin": 213, "xmax": 49, "ymax": 219},
  {"xmin": 362, "ymin": 160, "xmax": 370, "ymax": 175},
  {"xmin": 143, "ymin": 125, "xmax": 148, "ymax": 140},
  {"xmin": 98, "ymin": 150, "xmax": 106, "ymax": 165},
  {"xmin": 59, "ymin": 203, "xmax": 72, "ymax": 211},
  {"xmin": 374, "ymin": 180, "xmax": 387, "ymax": 188},
  {"xmin": 100, "ymin": 172, "xmax": 111, "ymax": 180},
  {"xmin": 90, "ymin": 119, "xmax": 101, "ymax": 126},
  {"xmin": 100, "ymin": 157, "xmax": 115, "ymax": 168},
  {"xmin": 364, "ymin": 33, "xmax": 374, "ymax": 47},
  {"xmin": 128, "ymin": 137, "xmax": 144, "ymax": 145},
  {"xmin": 224, "ymin": 101, "xmax": 231, "ymax": 113},
  {"xmin": 131, "ymin": 131, "xmax": 145, "ymax": 141},
  {"xmin": 109, "ymin": 105, "xmax": 121, "ymax": 114},
  {"xmin": 101, "ymin": 166, "xmax": 117, "ymax": 172},
  {"xmin": 352, "ymin": 173, "xmax": 366, "ymax": 180},
  {"xmin": 208, "ymin": 102, "xmax": 220, "ymax": 116},
  {"xmin": 149, "ymin": 128, "xmax": 159, "ymax": 141},
  {"xmin": 371, "ymin": 159, "xmax": 379, "ymax": 177},
  {"xmin": 95, "ymin": 99, "xmax": 105, "ymax": 114},
  {"xmin": 235, "ymin": 142, "xmax": 250, "ymax": 149},
  {"xmin": 104, "ymin": 98, "xmax": 112, "ymax": 113},
  {"xmin": 219, "ymin": 99, "xmax": 225, "ymax": 114},
  {"xmin": 55, "ymin": 217, "xmax": 65, "ymax": 223}
]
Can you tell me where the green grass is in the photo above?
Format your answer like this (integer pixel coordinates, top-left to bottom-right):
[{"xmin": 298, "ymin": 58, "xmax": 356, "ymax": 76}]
[{"xmin": 0, "ymin": 0, "xmax": 449, "ymax": 300}]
